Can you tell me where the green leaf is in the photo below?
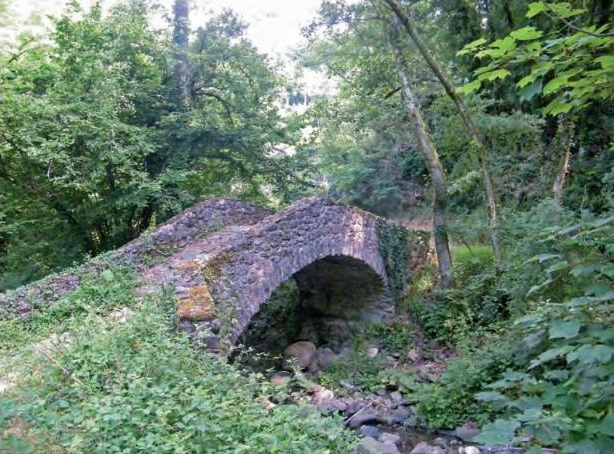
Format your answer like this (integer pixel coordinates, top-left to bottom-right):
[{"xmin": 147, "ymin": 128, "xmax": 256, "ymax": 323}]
[
  {"xmin": 101, "ymin": 270, "xmax": 115, "ymax": 282},
  {"xmin": 458, "ymin": 79, "xmax": 482, "ymax": 94},
  {"xmin": 527, "ymin": 253, "xmax": 561, "ymax": 263},
  {"xmin": 526, "ymin": 2, "xmax": 547, "ymax": 18},
  {"xmin": 474, "ymin": 419, "xmax": 520, "ymax": 445},
  {"xmin": 549, "ymin": 319, "xmax": 580, "ymax": 339},
  {"xmin": 519, "ymin": 79, "xmax": 543, "ymax": 101},
  {"xmin": 570, "ymin": 263, "xmax": 599, "ymax": 277},
  {"xmin": 543, "ymin": 75, "xmax": 569, "ymax": 95},
  {"xmin": 596, "ymin": 411, "xmax": 614, "ymax": 437},
  {"xmin": 482, "ymin": 69, "xmax": 511, "ymax": 81},
  {"xmin": 529, "ymin": 345, "xmax": 574, "ymax": 368},
  {"xmin": 567, "ymin": 344, "xmax": 614, "ymax": 364},
  {"xmin": 568, "ymin": 292, "xmax": 614, "ymax": 307},
  {"xmin": 544, "ymin": 369, "xmax": 569, "ymax": 380},
  {"xmin": 600, "ymin": 265, "xmax": 614, "ymax": 278},
  {"xmin": 545, "ymin": 260, "xmax": 568, "ymax": 273},
  {"xmin": 475, "ymin": 391, "xmax": 507, "ymax": 403},
  {"xmin": 595, "ymin": 55, "xmax": 614, "ymax": 69},
  {"xmin": 527, "ymin": 278, "xmax": 554, "ymax": 295},
  {"xmin": 477, "ymin": 37, "xmax": 516, "ymax": 58},
  {"xmin": 510, "ymin": 26, "xmax": 543, "ymax": 41},
  {"xmin": 457, "ymin": 37, "xmax": 488, "ymax": 56},
  {"xmin": 548, "ymin": 2, "xmax": 586, "ymax": 18}
]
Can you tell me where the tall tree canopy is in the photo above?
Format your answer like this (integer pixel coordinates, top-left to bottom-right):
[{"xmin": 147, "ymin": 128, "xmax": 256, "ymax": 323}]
[{"xmin": 0, "ymin": 0, "xmax": 304, "ymax": 289}]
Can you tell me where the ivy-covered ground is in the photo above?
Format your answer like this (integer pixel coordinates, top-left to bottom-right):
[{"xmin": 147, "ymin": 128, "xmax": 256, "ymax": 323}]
[{"xmin": 0, "ymin": 265, "xmax": 357, "ymax": 453}]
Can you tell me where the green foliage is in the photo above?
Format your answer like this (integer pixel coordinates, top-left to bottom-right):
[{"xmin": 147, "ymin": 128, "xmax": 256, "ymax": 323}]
[
  {"xmin": 417, "ymin": 334, "xmax": 517, "ymax": 429},
  {"xmin": 0, "ymin": 263, "xmax": 137, "ymax": 354},
  {"xmin": 1, "ymin": 278, "xmax": 357, "ymax": 453},
  {"xmin": 318, "ymin": 320, "xmax": 417, "ymax": 393},
  {"xmin": 474, "ymin": 216, "xmax": 614, "ymax": 452},
  {"xmin": 365, "ymin": 319, "xmax": 417, "ymax": 353},
  {"xmin": 318, "ymin": 349, "xmax": 389, "ymax": 393},
  {"xmin": 302, "ymin": 1, "xmax": 435, "ymax": 216},
  {"xmin": 459, "ymin": 1, "xmax": 614, "ymax": 115},
  {"xmin": 416, "ymin": 244, "xmax": 507, "ymax": 346}
]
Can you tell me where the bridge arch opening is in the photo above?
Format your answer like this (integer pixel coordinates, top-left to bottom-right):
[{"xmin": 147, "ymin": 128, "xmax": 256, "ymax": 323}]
[{"xmin": 234, "ymin": 254, "xmax": 394, "ymax": 369}]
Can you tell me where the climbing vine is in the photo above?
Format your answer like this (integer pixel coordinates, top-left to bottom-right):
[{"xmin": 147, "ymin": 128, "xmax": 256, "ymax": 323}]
[{"xmin": 375, "ymin": 218, "xmax": 412, "ymax": 301}]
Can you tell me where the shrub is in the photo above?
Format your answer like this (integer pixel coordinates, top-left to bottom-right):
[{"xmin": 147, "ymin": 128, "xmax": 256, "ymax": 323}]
[
  {"xmin": 416, "ymin": 333, "xmax": 518, "ymax": 429},
  {"xmin": 474, "ymin": 216, "xmax": 614, "ymax": 453}
]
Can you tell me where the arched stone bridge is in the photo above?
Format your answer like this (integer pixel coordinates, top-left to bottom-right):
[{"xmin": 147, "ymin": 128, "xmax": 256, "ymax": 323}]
[{"xmin": 140, "ymin": 197, "xmax": 416, "ymax": 353}]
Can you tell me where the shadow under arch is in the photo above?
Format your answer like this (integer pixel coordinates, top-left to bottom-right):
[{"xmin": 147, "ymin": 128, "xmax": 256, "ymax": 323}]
[{"xmin": 237, "ymin": 253, "xmax": 394, "ymax": 356}]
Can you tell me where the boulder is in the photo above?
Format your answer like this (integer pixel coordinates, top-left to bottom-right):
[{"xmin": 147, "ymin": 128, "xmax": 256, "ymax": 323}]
[
  {"xmin": 312, "ymin": 386, "xmax": 335, "ymax": 407},
  {"xmin": 345, "ymin": 407, "xmax": 379, "ymax": 429},
  {"xmin": 358, "ymin": 425, "xmax": 381, "ymax": 439},
  {"xmin": 283, "ymin": 341, "xmax": 316, "ymax": 370},
  {"xmin": 451, "ymin": 424, "xmax": 481, "ymax": 442},
  {"xmin": 378, "ymin": 406, "xmax": 413, "ymax": 426}
]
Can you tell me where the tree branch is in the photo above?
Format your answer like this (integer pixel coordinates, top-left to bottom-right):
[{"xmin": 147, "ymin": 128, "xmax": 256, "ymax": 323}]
[{"xmin": 544, "ymin": 4, "xmax": 614, "ymax": 37}]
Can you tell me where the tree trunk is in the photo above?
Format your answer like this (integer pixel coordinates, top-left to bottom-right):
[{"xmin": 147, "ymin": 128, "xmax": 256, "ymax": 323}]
[
  {"xmin": 173, "ymin": 0, "xmax": 190, "ymax": 108},
  {"xmin": 552, "ymin": 115, "xmax": 575, "ymax": 204},
  {"xmin": 390, "ymin": 22, "xmax": 453, "ymax": 289},
  {"xmin": 382, "ymin": 0, "xmax": 504, "ymax": 270}
]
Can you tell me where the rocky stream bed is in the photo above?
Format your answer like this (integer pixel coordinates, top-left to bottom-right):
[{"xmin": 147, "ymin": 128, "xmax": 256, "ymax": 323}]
[{"xmin": 234, "ymin": 339, "xmax": 550, "ymax": 454}]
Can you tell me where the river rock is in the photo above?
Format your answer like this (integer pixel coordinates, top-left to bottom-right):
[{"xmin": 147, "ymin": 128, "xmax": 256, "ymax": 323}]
[
  {"xmin": 451, "ymin": 424, "xmax": 481, "ymax": 442},
  {"xmin": 459, "ymin": 447, "xmax": 480, "ymax": 454},
  {"xmin": 367, "ymin": 346, "xmax": 379, "ymax": 358},
  {"xmin": 389, "ymin": 391, "xmax": 405, "ymax": 405},
  {"xmin": 345, "ymin": 407, "xmax": 379, "ymax": 429},
  {"xmin": 283, "ymin": 341, "xmax": 316, "ymax": 370},
  {"xmin": 356, "ymin": 436, "xmax": 400, "ymax": 454},
  {"xmin": 378, "ymin": 406, "xmax": 413, "ymax": 425},
  {"xmin": 432, "ymin": 437, "xmax": 448, "ymax": 448},
  {"xmin": 409, "ymin": 442, "xmax": 445, "ymax": 454},
  {"xmin": 379, "ymin": 432, "xmax": 401, "ymax": 445},
  {"xmin": 407, "ymin": 347, "xmax": 421, "ymax": 362},
  {"xmin": 270, "ymin": 371, "xmax": 291, "ymax": 387},
  {"xmin": 316, "ymin": 347, "xmax": 336, "ymax": 369},
  {"xmin": 340, "ymin": 379, "xmax": 362, "ymax": 393},
  {"xmin": 312, "ymin": 386, "xmax": 335, "ymax": 407},
  {"xmin": 417, "ymin": 364, "xmax": 439, "ymax": 382},
  {"xmin": 358, "ymin": 425, "xmax": 381, "ymax": 439}
]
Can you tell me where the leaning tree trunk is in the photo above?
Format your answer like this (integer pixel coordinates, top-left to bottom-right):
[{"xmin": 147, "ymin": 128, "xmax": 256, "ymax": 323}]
[
  {"xmin": 382, "ymin": 0, "xmax": 503, "ymax": 270},
  {"xmin": 552, "ymin": 115, "xmax": 575, "ymax": 204},
  {"xmin": 390, "ymin": 22, "xmax": 453, "ymax": 289}
]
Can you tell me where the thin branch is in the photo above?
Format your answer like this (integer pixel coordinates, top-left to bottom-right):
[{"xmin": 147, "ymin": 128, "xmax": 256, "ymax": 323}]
[
  {"xmin": 544, "ymin": 4, "xmax": 614, "ymax": 37},
  {"xmin": 34, "ymin": 344, "xmax": 84, "ymax": 386}
]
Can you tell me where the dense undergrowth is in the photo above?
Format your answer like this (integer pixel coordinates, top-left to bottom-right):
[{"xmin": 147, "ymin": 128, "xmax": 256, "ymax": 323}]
[
  {"xmin": 410, "ymin": 203, "xmax": 614, "ymax": 453},
  {"xmin": 0, "ymin": 268, "xmax": 357, "ymax": 453}
]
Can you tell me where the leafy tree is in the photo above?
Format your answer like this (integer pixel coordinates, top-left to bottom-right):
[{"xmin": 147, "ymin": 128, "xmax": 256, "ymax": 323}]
[
  {"xmin": 304, "ymin": 0, "xmax": 455, "ymax": 286},
  {"xmin": 382, "ymin": 0, "xmax": 504, "ymax": 269},
  {"xmin": 0, "ymin": 1, "xmax": 303, "ymax": 290}
]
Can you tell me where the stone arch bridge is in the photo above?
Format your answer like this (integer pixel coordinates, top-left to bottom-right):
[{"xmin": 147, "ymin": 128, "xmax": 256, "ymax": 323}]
[
  {"xmin": 0, "ymin": 197, "xmax": 423, "ymax": 355},
  {"xmin": 139, "ymin": 197, "xmax": 417, "ymax": 353}
]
